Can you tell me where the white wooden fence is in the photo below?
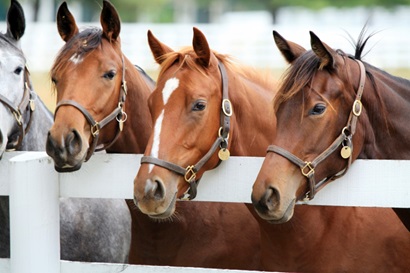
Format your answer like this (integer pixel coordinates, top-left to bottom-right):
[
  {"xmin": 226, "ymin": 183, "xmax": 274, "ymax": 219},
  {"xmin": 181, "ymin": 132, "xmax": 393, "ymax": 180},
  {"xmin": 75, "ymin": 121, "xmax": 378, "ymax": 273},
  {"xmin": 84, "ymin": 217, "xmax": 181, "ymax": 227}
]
[{"xmin": 0, "ymin": 151, "xmax": 409, "ymax": 273}]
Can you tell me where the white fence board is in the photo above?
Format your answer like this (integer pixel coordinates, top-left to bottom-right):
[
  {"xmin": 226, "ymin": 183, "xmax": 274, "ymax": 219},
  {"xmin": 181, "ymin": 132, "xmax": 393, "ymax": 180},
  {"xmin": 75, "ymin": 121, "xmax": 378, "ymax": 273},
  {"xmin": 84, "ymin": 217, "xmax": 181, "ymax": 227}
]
[
  {"xmin": 60, "ymin": 261, "xmax": 265, "ymax": 273},
  {"xmin": 10, "ymin": 151, "xmax": 406, "ymax": 207},
  {"xmin": 0, "ymin": 259, "xmax": 10, "ymax": 272},
  {"xmin": 1, "ymin": 151, "xmax": 410, "ymax": 273}
]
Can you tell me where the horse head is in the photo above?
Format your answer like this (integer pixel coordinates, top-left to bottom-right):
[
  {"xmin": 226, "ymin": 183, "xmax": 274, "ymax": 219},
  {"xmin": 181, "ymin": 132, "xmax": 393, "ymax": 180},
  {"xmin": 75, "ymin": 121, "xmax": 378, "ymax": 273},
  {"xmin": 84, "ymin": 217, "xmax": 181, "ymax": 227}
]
[
  {"xmin": 46, "ymin": 1, "xmax": 128, "ymax": 172},
  {"xmin": 252, "ymin": 31, "xmax": 368, "ymax": 223},
  {"xmin": 134, "ymin": 28, "xmax": 234, "ymax": 219},
  {"xmin": 0, "ymin": 0, "xmax": 32, "ymax": 157}
]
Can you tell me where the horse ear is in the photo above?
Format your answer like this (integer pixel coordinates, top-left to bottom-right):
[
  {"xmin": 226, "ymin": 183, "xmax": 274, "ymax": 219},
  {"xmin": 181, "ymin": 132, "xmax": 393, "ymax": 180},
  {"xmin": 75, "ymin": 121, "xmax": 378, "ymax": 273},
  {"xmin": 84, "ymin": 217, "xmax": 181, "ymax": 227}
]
[
  {"xmin": 147, "ymin": 30, "xmax": 174, "ymax": 65},
  {"xmin": 56, "ymin": 2, "xmax": 79, "ymax": 42},
  {"xmin": 100, "ymin": 0, "xmax": 121, "ymax": 42},
  {"xmin": 192, "ymin": 27, "xmax": 213, "ymax": 67},
  {"xmin": 310, "ymin": 31, "xmax": 336, "ymax": 70},
  {"xmin": 273, "ymin": 30, "xmax": 306, "ymax": 64},
  {"xmin": 6, "ymin": 0, "xmax": 25, "ymax": 41}
]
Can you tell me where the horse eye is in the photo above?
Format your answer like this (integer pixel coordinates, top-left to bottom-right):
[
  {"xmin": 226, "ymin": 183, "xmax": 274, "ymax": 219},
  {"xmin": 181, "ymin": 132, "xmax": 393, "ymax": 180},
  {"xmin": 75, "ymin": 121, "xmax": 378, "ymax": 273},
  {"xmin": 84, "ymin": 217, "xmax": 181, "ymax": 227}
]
[
  {"xmin": 14, "ymin": 66, "xmax": 23, "ymax": 75},
  {"xmin": 192, "ymin": 100, "xmax": 206, "ymax": 111},
  {"xmin": 103, "ymin": 70, "xmax": 116, "ymax": 80},
  {"xmin": 309, "ymin": 104, "xmax": 326, "ymax": 115}
]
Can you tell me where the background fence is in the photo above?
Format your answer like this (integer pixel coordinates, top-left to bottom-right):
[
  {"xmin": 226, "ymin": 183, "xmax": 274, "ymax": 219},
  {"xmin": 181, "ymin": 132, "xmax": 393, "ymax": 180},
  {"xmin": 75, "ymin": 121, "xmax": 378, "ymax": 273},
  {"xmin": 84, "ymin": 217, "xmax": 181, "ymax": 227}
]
[
  {"xmin": 1, "ymin": 22, "xmax": 409, "ymax": 73},
  {"xmin": 0, "ymin": 151, "xmax": 409, "ymax": 273}
]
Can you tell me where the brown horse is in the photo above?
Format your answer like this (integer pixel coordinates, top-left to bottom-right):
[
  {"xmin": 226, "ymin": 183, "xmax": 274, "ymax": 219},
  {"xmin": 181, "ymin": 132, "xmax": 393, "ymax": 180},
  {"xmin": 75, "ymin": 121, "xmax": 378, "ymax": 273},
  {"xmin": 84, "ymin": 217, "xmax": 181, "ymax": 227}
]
[
  {"xmin": 134, "ymin": 27, "xmax": 410, "ymax": 273},
  {"xmin": 46, "ymin": 1, "xmax": 261, "ymax": 270},
  {"xmin": 251, "ymin": 30, "xmax": 410, "ymax": 272},
  {"xmin": 131, "ymin": 26, "xmax": 262, "ymax": 269},
  {"xmin": 133, "ymin": 27, "xmax": 277, "ymax": 216}
]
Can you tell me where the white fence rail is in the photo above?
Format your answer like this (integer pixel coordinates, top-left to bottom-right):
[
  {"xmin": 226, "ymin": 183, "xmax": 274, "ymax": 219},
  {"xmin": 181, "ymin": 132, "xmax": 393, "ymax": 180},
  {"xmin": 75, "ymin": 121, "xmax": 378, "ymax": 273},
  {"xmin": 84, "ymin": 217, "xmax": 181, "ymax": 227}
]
[
  {"xmin": 1, "ymin": 151, "xmax": 409, "ymax": 273},
  {"xmin": 0, "ymin": 22, "xmax": 407, "ymax": 73}
]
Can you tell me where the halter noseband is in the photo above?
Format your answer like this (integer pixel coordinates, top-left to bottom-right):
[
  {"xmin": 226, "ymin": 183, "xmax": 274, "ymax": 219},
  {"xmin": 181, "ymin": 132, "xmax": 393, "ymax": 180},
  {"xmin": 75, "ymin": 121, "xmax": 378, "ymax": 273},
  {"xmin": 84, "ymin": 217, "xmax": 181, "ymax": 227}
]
[
  {"xmin": 0, "ymin": 66, "xmax": 36, "ymax": 150},
  {"xmin": 140, "ymin": 61, "xmax": 232, "ymax": 200},
  {"xmin": 267, "ymin": 60, "xmax": 366, "ymax": 201},
  {"xmin": 54, "ymin": 55, "xmax": 128, "ymax": 161}
]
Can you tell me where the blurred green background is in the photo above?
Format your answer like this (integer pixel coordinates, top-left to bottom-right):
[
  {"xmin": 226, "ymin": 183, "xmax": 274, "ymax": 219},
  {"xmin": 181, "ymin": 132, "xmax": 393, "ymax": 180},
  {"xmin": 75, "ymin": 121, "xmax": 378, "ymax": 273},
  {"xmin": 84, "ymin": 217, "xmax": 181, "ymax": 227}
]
[
  {"xmin": 1, "ymin": 0, "xmax": 410, "ymax": 23},
  {"xmin": 0, "ymin": 0, "xmax": 409, "ymax": 110}
]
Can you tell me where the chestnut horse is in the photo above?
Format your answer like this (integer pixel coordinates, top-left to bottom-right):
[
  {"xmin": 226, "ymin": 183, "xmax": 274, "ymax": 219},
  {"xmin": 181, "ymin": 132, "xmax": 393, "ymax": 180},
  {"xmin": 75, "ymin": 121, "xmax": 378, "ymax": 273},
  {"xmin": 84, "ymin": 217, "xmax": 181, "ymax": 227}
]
[
  {"xmin": 251, "ymin": 30, "xmax": 410, "ymax": 272},
  {"xmin": 46, "ymin": 1, "xmax": 261, "ymax": 270},
  {"xmin": 133, "ymin": 27, "xmax": 277, "ymax": 215}
]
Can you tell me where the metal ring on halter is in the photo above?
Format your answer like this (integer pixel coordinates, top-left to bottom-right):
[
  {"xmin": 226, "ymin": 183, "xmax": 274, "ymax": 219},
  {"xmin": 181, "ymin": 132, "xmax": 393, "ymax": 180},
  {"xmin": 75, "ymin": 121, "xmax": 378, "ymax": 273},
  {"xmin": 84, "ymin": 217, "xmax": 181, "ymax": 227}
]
[
  {"xmin": 218, "ymin": 126, "xmax": 229, "ymax": 139},
  {"xmin": 341, "ymin": 126, "xmax": 352, "ymax": 139},
  {"xmin": 116, "ymin": 111, "xmax": 127, "ymax": 123},
  {"xmin": 222, "ymin": 99, "xmax": 233, "ymax": 117},
  {"xmin": 352, "ymin": 100, "xmax": 362, "ymax": 116}
]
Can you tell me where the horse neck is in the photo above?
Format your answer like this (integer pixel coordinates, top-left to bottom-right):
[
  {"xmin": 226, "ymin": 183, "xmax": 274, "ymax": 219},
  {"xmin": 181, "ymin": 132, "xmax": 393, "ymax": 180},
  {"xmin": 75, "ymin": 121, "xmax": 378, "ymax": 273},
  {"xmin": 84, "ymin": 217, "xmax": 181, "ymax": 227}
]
[
  {"xmin": 106, "ymin": 57, "xmax": 153, "ymax": 154},
  {"xmin": 360, "ymin": 67, "xmax": 410, "ymax": 159},
  {"xmin": 20, "ymin": 96, "xmax": 53, "ymax": 151},
  {"xmin": 227, "ymin": 71, "xmax": 277, "ymax": 157}
]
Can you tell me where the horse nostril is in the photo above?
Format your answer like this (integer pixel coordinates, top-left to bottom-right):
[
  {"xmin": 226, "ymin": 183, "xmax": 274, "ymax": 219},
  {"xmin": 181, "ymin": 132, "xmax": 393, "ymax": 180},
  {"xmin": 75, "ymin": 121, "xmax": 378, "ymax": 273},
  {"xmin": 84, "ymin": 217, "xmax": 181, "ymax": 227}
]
[
  {"xmin": 66, "ymin": 129, "xmax": 82, "ymax": 155},
  {"xmin": 255, "ymin": 187, "xmax": 280, "ymax": 212},
  {"xmin": 46, "ymin": 131, "xmax": 58, "ymax": 156},
  {"xmin": 144, "ymin": 178, "xmax": 165, "ymax": 200}
]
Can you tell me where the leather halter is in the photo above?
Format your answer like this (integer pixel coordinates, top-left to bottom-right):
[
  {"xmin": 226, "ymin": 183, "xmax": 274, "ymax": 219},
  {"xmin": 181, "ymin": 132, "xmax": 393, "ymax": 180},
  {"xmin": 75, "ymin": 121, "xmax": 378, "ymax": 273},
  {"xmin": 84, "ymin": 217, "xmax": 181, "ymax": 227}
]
[
  {"xmin": 54, "ymin": 55, "xmax": 128, "ymax": 161},
  {"xmin": 0, "ymin": 66, "xmax": 35, "ymax": 150},
  {"xmin": 140, "ymin": 61, "xmax": 232, "ymax": 200},
  {"xmin": 267, "ymin": 60, "xmax": 366, "ymax": 201}
]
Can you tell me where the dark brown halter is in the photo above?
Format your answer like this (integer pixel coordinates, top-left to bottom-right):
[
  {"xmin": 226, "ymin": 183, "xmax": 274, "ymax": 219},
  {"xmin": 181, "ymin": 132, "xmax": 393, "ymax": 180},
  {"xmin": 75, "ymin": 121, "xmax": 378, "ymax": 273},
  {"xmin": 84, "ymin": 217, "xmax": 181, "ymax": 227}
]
[
  {"xmin": 0, "ymin": 66, "xmax": 35, "ymax": 150},
  {"xmin": 267, "ymin": 60, "xmax": 366, "ymax": 201},
  {"xmin": 140, "ymin": 61, "xmax": 232, "ymax": 200},
  {"xmin": 54, "ymin": 55, "xmax": 128, "ymax": 161}
]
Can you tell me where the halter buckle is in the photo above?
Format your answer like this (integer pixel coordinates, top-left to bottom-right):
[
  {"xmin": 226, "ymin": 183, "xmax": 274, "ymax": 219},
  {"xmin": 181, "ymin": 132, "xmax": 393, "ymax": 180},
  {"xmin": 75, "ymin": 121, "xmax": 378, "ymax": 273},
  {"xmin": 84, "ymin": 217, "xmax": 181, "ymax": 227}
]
[
  {"xmin": 91, "ymin": 123, "xmax": 100, "ymax": 137},
  {"xmin": 184, "ymin": 165, "xmax": 196, "ymax": 183},
  {"xmin": 222, "ymin": 99, "xmax": 233, "ymax": 117},
  {"xmin": 352, "ymin": 100, "xmax": 362, "ymax": 116},
  {"xmin": 301, "ymin": 162, "xmax": 314, "ymax": 177},
  {"xmin": 13, "ymin": 111, "xmax": 23, "ymax": 126}
]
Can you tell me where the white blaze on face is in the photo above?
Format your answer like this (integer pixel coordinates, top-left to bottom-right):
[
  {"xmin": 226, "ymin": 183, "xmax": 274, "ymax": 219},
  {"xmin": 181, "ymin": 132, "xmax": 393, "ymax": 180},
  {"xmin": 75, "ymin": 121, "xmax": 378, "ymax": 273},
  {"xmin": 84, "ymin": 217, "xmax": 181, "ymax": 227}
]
[
  {"xmin": 149, "ymin": 77, "xmax": 179, "ymax": 172},
  {"xmin": 69, "ymin": 53, "xmax": 83, "ymax": 65}
]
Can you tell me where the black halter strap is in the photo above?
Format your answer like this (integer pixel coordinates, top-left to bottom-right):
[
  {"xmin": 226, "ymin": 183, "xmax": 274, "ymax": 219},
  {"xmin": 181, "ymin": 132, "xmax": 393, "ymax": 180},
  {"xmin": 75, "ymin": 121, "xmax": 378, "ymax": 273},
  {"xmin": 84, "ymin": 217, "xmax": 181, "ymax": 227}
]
[
  {"xmin": 140, "ymin": 61, "xmax": 232, "ymax": 200},
  {"xmin": 54, "ymin": 55, "xmax": 128, "ymax": 161},
  {"xmin": 0, "ymin": 66, "xmax": 36, "ymax": 150},
  {"xmin": 267, "ymin": 60, "xmax": 366, "ymax": 201}
]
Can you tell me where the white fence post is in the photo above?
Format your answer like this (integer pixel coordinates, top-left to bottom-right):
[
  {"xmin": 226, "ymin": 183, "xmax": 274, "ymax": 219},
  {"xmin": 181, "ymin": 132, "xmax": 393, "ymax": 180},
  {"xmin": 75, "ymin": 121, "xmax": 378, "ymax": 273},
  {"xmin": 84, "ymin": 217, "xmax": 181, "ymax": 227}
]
[{"xmin": 9, "ymin": 152, "xmax": 60, "ymax": 273}]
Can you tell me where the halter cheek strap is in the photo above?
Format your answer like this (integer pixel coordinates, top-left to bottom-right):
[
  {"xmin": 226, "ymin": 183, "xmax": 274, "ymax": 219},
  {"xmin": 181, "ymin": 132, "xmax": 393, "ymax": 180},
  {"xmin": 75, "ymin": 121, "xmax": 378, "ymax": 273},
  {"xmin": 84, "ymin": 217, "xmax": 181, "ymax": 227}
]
[
  {"xmin": 267, "ymin": 60, "xmax": 366, "ymax": 201},
  {"xmin": 0, "ymin": 66, "xmax": 36, "ymax": 150},
  {"xmin": 54, "ymin": 55, "xmax": 128, "ymax": 161},
  {"xmin": 140, "ymin": 61, "xmax": 232, "ymax": 200}
]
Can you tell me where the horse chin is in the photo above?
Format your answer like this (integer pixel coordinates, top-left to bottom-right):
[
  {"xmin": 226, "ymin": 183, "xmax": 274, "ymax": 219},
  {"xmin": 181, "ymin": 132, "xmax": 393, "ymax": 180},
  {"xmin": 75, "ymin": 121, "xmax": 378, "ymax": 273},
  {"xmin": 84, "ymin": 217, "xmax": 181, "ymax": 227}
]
[
  {"xmin": 54, "ymin": 162, "xmax": 83, "ymax": 173},
  {"xmin": 258, "ymin": 199, "xmax": 296, "ymax": 224},
  {"xmin": 146, "ymin": 193, "xmax": 178, "ymax": 221}
]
